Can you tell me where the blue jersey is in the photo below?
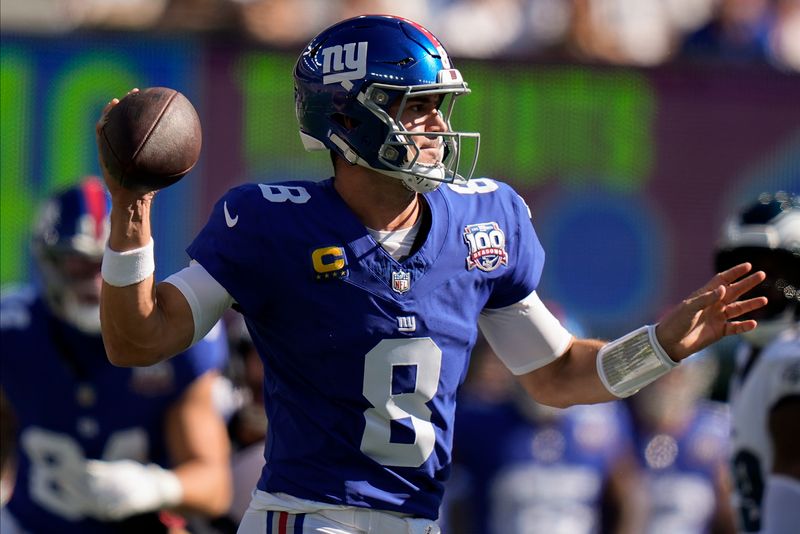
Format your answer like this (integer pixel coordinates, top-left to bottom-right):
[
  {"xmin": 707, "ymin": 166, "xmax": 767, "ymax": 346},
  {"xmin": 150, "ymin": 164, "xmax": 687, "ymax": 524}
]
[
  {"xmin": 0, "ymin": 286, "xmax": 227, "ymax": 534},
  {"xmin": 187, "ymin": 177, "xmax": 544, "ymax": 519},
  {"xmin": 451, "ymin": 396, "xmax": 633, "ymax": 534},
  {"xmin": 633, "ymin": 402, "xmax": 730, "ymax": 534}
]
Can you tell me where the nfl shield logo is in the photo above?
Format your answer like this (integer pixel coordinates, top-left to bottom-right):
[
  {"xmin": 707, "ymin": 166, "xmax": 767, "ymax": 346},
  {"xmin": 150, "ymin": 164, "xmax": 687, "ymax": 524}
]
[{"xmin": 391, "ymin": 270, "xmax": 411, "ymax": 294}]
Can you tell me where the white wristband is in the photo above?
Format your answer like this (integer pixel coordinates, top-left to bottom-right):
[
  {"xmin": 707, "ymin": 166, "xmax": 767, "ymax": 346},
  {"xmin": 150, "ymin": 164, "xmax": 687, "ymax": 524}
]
[
  {"xmin": 596, "ymin": 324, "xmax": 679, "ymax": 398},
  {"xmin": 102, "ymin": 239, "xmax": 155, "ymax": 287}
]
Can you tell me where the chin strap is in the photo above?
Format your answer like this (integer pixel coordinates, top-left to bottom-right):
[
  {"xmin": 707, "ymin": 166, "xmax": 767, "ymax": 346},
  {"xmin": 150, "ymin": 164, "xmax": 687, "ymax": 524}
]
[{"xmin": 329, "ymin": 132, "xmax": 445, "ymax": 193}]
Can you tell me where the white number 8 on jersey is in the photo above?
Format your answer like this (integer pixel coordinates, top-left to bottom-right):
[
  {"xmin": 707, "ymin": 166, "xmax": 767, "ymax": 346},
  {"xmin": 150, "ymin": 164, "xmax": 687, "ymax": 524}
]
[{"xmin": 360, "ymin": 338, "xmax": 442, "ymax": 468}]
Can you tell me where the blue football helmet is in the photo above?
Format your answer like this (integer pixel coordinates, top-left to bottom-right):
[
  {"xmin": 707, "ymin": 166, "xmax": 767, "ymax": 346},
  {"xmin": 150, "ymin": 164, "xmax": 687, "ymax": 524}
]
[
  {"xmin": 715, "ymin": 191, "xmax": 800, "ymax": 346},
  {"xmin": 31, "ymin": 177, "xmax": 111, "ymax": 333},
  {"xmin": 294, "ymin": 15, "xmax": 480, "ymax": 193}
]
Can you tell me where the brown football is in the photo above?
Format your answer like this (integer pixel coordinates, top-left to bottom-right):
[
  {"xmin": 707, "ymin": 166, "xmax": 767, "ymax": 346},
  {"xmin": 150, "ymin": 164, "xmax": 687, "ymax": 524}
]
[{"xmin": 97, "ymin": 87, "xmax": 202, "ymax": 192}]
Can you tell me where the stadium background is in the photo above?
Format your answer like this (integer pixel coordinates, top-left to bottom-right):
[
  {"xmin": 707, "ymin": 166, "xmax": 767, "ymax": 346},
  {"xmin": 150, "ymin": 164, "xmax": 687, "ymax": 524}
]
[{"xmin": 2, "ymin": 31, "xmax": 798, "ymax": 342}]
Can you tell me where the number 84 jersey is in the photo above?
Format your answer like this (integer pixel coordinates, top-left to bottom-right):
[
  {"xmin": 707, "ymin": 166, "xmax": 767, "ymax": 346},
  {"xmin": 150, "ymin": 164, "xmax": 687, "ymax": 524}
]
[{"xmin": 187, "ymin": 177, "xmax": 546, "ymax": 519}]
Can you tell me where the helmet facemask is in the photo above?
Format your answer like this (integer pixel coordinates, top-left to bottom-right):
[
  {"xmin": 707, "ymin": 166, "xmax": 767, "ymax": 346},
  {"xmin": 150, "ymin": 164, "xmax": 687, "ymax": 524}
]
[
  {"xmin": 36, "ymin": 249, "xmax": 104, "ymax": 334},
  {"xmin": 357, "ymin": 77, "xmax": 481, "ymax": 193}
]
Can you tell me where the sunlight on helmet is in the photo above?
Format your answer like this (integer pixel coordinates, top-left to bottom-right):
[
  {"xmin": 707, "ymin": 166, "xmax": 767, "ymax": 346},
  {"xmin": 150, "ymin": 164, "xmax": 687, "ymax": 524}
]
[
  {"xmin": 294, "ymin": 15, "xmax": 481, "ymax": 193},
  {"xmin": 714, "ymin": 191, "xmax": 800, "ymax": 347}
]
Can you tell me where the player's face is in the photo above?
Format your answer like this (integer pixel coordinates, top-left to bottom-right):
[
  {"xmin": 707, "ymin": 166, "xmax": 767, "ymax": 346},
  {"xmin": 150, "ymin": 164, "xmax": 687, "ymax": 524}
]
[
  {"xmin": 59, "ymin": 253, "xmax": 103, "ymax": 305},
  {"xmin": 390, "ymin": 95, "xmax": 447, "ymax": 165}
]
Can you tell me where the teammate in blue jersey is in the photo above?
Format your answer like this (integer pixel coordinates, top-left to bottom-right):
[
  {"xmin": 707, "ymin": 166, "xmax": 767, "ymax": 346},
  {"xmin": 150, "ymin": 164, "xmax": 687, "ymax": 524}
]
[
  {"xmin": 96, "ymin": 15, "xmax": 768, "ymax": 534},
  {"xmin": 628, "ymin": 352, "xmax": 736, "ymax": 533},
  {"xmin": 0, "ymin": 177, "xmax": 232, "ymax": 533},
  {"xmin": 448, "ymin": 340, "xmax": 646, "ymax": 534}
]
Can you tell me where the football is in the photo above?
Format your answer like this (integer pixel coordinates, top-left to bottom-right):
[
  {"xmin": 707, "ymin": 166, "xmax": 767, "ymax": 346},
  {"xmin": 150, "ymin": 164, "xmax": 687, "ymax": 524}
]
[{"xmin": 97, "ymin": 87, "xmax": 202, "ymax": 192}]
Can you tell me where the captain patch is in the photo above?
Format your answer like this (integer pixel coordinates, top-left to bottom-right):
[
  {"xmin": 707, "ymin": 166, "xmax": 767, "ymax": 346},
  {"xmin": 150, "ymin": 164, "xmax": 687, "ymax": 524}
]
[{"xmin": 464, "ymin": 222, "xmax": 508, "ymax": 272}]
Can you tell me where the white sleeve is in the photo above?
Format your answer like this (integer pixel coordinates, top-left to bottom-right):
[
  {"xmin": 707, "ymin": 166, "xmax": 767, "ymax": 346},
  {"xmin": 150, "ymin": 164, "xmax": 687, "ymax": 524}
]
[
  {"xmin": 163, "ymin": 262, "xmax": 234, "ymax": 346},
  {"xmin": 478, "ymin": 290, "xmax": 573, "ymax": 375}
]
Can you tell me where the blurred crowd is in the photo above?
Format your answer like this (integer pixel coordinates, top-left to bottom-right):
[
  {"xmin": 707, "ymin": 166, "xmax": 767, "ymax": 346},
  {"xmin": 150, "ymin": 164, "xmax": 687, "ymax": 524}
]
[{"xmin": 2, "ymin": 0, "xmax": 799, "ymax": 71}]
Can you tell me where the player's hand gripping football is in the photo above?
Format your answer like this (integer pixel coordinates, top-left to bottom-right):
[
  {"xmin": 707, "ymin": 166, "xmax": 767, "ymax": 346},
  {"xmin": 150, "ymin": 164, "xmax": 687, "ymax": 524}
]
[
  {"xmin": 95, "ymin": 88, "xmax": 154, "ymax": 201},
  {"xmin": 96, "ymin": 86, "xmax": 202, "ymax": 196},
  {"xmin": 655, "ymin": 262, "xmax": 767, "ymax": 362}
]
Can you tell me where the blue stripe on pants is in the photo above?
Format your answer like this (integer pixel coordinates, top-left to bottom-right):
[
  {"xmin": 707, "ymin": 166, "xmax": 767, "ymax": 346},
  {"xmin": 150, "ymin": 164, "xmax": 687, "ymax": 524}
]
[
  {"xmin": 294, "ymin": 513, "xmax": 305, "ymax": 533},
  {"xmin": 266, "ymin": 510, "xmax": 274, "ymax": 534}
]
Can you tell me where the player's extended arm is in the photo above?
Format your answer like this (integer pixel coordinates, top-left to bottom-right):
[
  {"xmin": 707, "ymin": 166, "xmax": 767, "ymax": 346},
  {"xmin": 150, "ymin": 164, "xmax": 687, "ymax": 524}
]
[
  {"xmin": 520, "ymin": 264, "xmax": 766, "ymax": 407},
  {"xmin": 96, "ymin": 96, "xmax": 196, "ymax": 366},
  {"xmin": 164, "ymin": 371, "xmax": 233, "ymax": 516},
  {"xmin": 519, "ymin": 338, "xmax": 608, "ymax": 407}
]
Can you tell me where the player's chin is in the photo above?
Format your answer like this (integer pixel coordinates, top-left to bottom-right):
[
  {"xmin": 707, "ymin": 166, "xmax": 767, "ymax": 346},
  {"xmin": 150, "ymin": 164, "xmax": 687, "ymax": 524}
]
[{"xmin": 417, "ymin": 148, "xmax": 444, "ymax": 165}]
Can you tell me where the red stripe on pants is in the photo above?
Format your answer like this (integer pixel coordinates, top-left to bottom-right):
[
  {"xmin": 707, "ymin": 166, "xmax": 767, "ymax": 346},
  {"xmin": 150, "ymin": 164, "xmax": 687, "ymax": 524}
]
[{"xmin": 279, "ymin": 511, "xmax": 288, "ymax": 534}]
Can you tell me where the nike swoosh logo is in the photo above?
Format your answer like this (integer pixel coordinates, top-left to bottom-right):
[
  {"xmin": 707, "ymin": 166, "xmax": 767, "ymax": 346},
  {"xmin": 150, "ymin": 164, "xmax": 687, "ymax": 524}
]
[{"xmin": 224, "ymin": 201, "xmax": 238, "ymax": 228}]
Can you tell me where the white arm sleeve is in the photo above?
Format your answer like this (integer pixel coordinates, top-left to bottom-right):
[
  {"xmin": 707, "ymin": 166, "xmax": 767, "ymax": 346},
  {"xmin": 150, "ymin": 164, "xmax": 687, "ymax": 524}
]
[
  {"xmin": 163, "ymin": 262, "xmax": 234, "ymax": 346},
  {"xmin": 478, "ymin": 291, "xmax": 573, "ymax": 375}
]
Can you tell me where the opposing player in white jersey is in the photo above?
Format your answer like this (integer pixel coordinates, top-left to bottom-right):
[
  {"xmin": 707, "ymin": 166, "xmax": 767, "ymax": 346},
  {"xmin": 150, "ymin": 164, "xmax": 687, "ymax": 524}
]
[
  {"xmin": 96, "ymin": 15, "xmax": 768, "ymax": 534},
  {"xmin": 714, "ymin": 192, "xmax": 800, "ymax": 534}
]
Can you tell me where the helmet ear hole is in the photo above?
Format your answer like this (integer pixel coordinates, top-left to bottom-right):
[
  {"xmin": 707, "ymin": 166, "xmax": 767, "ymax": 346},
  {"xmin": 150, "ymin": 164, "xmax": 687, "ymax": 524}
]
[{"xmin": 332, "ymin": 113, "xmax": 360, "ymax": 131}]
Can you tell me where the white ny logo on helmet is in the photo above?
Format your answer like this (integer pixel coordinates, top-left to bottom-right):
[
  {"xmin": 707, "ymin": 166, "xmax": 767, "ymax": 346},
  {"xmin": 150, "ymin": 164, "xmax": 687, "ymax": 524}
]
[{"xmin": 322, "ymin": 42, "xmax": 368, "ymax": 84}]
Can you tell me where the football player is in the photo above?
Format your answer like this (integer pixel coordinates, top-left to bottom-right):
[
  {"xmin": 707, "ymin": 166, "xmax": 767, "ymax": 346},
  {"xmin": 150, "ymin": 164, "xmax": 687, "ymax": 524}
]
[
  {"xmin": 714, "ymin": 192, "xmax": 800, "ymax": 534},
  {"xmin": 628, "ymin": 351, "xmax": 736, "ymax": 533},
  {"xmin": 448, "ymin": 339, "xmax": 646, "ymax": 534},
  {"xmin": 96, "ymin": 15, "xmax": 767, "ymax": 534},
  {"xmin": 0, "ymin": 177, "xmax": 232, "ymax": 533}
]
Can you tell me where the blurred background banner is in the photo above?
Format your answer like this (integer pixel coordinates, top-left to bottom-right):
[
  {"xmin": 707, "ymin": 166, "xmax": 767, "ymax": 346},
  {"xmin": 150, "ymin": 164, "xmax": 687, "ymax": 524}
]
[
  {"xmin": 0, "ymin": 34, "xmax": 202, "ymax": 286},
  {"xmin": 1, "ymin": 33, "xmax": 798, "ymax": 336}
]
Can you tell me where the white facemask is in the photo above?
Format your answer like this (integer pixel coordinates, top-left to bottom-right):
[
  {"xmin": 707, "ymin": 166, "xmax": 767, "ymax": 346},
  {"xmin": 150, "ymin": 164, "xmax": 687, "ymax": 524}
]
[
  {"xmin": 58, "ymin": 290, "xmax": 102, "ymax": 334},
  {"xmin": 45, "ymin": 275, "xmax": 103, "ymax": 335}
]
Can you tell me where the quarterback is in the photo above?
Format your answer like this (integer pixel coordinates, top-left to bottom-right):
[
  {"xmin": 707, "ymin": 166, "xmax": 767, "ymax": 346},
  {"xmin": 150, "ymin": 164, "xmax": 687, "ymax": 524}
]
[{"xmin": 97, "ymin": 15, "xmax": 767, "ymax": 534}]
